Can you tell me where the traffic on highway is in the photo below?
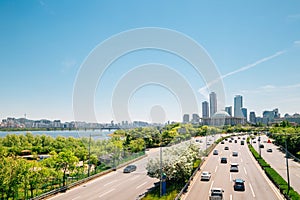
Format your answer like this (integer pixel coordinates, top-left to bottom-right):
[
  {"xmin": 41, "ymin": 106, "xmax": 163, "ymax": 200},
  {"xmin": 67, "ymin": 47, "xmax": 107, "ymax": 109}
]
[
  {"xmin": 183, "ymin": 135, "xmax": 284, "ymax": 200},
  {"xmin": 49, "ymin": 134, "xmax": 287, "ymax": 200}
]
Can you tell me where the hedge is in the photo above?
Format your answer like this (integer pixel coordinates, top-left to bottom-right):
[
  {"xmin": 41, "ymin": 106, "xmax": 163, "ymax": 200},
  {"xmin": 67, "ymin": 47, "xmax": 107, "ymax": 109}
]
[{"xmin": 248, "ymin": 141, "xmax": 300, "ymax": 200}]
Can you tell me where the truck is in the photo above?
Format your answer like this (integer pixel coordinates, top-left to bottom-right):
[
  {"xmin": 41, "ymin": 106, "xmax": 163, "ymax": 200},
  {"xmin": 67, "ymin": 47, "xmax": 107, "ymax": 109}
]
[{"xmin": 209, "ymin": 188, "xmax": 224, "ymax": 200}]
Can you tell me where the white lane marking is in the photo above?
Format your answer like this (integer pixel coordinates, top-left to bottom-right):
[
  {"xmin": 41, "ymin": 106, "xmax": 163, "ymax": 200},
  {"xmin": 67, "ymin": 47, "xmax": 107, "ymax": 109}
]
[
  {"xmin": 241, "ymin": 158, "xmax": 243, "ymax": 163},
  {"xmin": 230, "ymin": 173, "xmax": 232, "ymax": 182},
  {"xmin": 244, "ymin": 167, "xmax": 247, "ymax": 175},
  {"xmin": 210, "ymin": 181, "xmax": 214, "ymax": 191},
  {"xmin": 129, "ymin": 175, "xmax": 140, "ymax": 181},
  {"xmin": 136, "ymin": 181, "xmax": 148, "ymax": 189},
  {"xmin": 104, "ymin": 179, "xmax": 118, "ymax": 186},
  {"xmin": 230, "ymin": 194, "xmax": 233, "ymax": 200},
  {"xmin": 215, "ymin": 166, "xmax": 218, "ymax": 173},
  {"xmin": 72, "ymin": 197, "xmax": 81, "ymax": 200},
  {"xmin": 249, "ymin": 183, "xmax": 256, "ymax": 198},
  {"xmin": 98, "ymin": 188, "xmax": 115, "ymax": 198}
]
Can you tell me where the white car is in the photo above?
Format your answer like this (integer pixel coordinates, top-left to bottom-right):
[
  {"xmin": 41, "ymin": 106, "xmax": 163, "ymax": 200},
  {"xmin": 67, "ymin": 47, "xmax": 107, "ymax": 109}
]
[{"xmin": 201, "ymin": 171, "xmax": 211, "ymax": 181}]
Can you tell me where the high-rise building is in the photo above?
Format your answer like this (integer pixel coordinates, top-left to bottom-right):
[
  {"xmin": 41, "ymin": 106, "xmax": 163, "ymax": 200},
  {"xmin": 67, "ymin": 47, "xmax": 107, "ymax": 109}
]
[
  {"xmin": 241, "ymin": 108, "xmax": 247, "ymax": 120},
  {"xmin": 192, "ymin": 113, "xmax": 200, "ymax": 123},
  {"xmin": 209, "ymin": 92, "xmax": 217, "ymax": 117},
  {"xmin": 249, "ymin": 111, "xmax": 256, "ymax": 124},
  {"xmin": 262, "ymin": 108, "xmax": 280, "ymax": 125},
  {"xmin": 225, "ymin": 106, "xmax": 232, "ymax": 116},
  {"xmin": 202, "ymin": 101, "xmax": 209, "ymax": 118},
  {"xmin": 183, "ymin": 114, "xmax": 189, "ymax": 123},
  {"xmin": 234, "ymin": 95, "xmax": 243, "ymax": 118}
]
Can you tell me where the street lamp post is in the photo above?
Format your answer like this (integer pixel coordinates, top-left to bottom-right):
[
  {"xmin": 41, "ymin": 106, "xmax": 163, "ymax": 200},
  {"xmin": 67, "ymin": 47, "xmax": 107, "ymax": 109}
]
[
  {"xmin": 159, "ymin": 129, "xmax": 163, "ymax": 197},
  {"xmin": 285, "ymin": 133, "xmax": 290, "ymax": 195},
  {"xmin": 88, "ymin": 130, "xmax": 104, "ymax": 177},
  {"xmin": 88, "ymin": 133, "xmax": 91, "ymax": 177},
  {"xmin": 160, "ymin": 142, "xmax": 163, "ymax": 197}
]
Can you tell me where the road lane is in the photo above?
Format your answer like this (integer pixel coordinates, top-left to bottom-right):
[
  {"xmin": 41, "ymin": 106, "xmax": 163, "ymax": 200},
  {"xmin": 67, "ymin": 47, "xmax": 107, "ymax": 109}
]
[
  {"xmin": 49, "ymin": 150, "xmax": 158, "ymax": 200},
  {"xmin": 252, "ymin": 135, "xmax": 300, "ymax": 194},
  {"xmin": 183, "ymin": 135, "xmax": 284, "ymax": 200}
]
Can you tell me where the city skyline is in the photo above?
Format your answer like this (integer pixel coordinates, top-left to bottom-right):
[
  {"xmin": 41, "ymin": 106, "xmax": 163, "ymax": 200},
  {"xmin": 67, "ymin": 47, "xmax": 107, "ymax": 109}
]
[{"xmin": 0, "ymin": 1, "xmax": 300, "ymax": 123}]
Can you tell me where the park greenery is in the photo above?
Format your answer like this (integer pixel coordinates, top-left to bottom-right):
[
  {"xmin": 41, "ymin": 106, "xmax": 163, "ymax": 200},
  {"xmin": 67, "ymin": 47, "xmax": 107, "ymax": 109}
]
[
  {"xmin": 0, "ymin": 121, "xmax": 300, "ymax": 199},
  {"xmin": 269, "ymin": 120, "xmax": 300, "ymax": 158}
]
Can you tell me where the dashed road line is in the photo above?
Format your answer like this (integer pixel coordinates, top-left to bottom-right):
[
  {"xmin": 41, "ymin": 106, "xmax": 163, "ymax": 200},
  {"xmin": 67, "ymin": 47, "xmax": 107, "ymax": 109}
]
[
  {"xmin": 249, "ymin": 183, "xmax": 256, "ymax": 198},
  {"xmin": 98, "ymin": 188, "xmax": 115, "ymax": 198},
  {"xmin": 244, "ymin": 167, "xmax": 247, "ymax": 175},
  {"xmin": 129, "ymin": 175, "xmax": 140, "ymax": 181},
  {"xmin": 210, "ymin": 181, "xmax": 214, "ymax": 191},
  {"xmin": 104, "ymin": 179, "xmax": 118, "ymax": 187},
  {"xmin": 230, "ymin": 194, "xmax": 233, "ymax": 200},
  {"xmin": 136, "ymin": 181, "xmax": 148, "ymax": 189},
  {"xmin": 215, "ymin": 166, "xmax": 218, "ymax": 173}
]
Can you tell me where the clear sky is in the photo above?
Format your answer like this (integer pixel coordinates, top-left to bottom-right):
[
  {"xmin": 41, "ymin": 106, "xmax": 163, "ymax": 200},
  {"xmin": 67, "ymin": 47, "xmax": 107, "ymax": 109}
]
[{"xmin": 0, "ymin": 0, "xmax": 300, "ymax": 123}]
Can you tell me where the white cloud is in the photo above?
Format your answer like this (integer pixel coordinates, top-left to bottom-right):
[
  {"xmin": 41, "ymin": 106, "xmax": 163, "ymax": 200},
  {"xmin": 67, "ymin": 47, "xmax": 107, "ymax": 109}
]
[
  {"xmin": 294, "ymin": 40, "xmax": 300, "ymax": 47},
  {"xmin": 198, "ymin": 50, "xmax": 286, "ymax": 96},
  {"xmin": 287, "ymin": 14, "xmax": 300, "ymax": 20},
  {"xmin": 239, "ymin": 83, "xmax": 300, "ymax": 94},
  {"xmin": 61, "ymin": 59, "xmax": 77, "ymax": 72},
  {"xmin": 222, "ymin": 50, "xmax": 286, "ymax": 79}
]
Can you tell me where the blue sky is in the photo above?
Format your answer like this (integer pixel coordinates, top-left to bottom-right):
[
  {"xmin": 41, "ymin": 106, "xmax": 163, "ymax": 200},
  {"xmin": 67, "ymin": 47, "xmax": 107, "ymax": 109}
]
[{"xmin": 0, "ymin": 0, "xmax": 300, "ymax": 123}]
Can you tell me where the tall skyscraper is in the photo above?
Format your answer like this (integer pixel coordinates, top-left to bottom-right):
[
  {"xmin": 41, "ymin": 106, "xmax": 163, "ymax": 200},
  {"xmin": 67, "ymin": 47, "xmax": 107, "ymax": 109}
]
[
  {"xmin": 234, "ymin": 95, "xmax": 243, "ymax": 118},
  {"xmin": 202, "ymin": 101, "xmax": 209, "ymax": 118},
  {"xmin": 183, "ymin": 114, "xmax": 189, "ymax": 123},
  {"xmin": 192, "ymin": 113, "xmax": 200, "ymax": 123},
  {"xmin": 209, "ymin": 92, "xmax": 217, "ymax": 117},
  {"xmin": 225, "ymin": 106, "xmax": 232, "ymax": 116},
  {"xmin": 250, "ymin": 111, "xmax": 256, "ymax": 124},
  {"xmin": 241, "ymin": 108, "xmax": 247, "ymax": 120}
]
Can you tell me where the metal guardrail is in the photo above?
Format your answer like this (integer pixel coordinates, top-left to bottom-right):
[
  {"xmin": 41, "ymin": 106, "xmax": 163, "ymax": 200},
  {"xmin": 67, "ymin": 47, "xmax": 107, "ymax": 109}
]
[{"xmin": 31, "ymin": 154, "xmax": 147, "ymax": 200}]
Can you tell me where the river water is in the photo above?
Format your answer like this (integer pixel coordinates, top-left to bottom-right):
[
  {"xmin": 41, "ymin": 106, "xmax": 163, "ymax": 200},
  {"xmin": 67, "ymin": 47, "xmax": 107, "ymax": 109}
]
[{"xmin": 0, "ymin": 130, "xmax": 114, "ymax": 139}]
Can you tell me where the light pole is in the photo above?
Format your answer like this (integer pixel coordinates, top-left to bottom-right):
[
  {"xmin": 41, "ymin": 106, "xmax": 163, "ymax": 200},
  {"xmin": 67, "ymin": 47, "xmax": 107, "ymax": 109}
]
[
  {"xmin": 88, "ymin": 133, "xmax": 91, "ymax": 177},
  {"xmin": 285, "ymin": 133, "xmax": 290, "ymax": 195},
  {"xmin": 159, "ymin": 129, "xmax": 163, "ymax": 197},
  {"xmin": 88, "ymin": 130, "xmax": 104, "ymax": 177},
  {"xmin": 258, "ymin": 136, "xmax": 261, "ymax": 157}
]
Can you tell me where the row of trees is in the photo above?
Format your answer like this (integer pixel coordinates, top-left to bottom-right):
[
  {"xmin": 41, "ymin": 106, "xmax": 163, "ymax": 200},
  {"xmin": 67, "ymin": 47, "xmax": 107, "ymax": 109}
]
[
  {"xmin": 0, "ymin": 151, "xmax": 79, "ymax": 199},
  {"xmin": 0, "ymin": 132, "xmax": 146, "ymax": 199},
  {"xmin": 269, "ymin": 123, "xmax": 300, "ymax": 158},
  {"xmin": 146, "ymin": 141, "xmax": 201, "ymax": 183}
]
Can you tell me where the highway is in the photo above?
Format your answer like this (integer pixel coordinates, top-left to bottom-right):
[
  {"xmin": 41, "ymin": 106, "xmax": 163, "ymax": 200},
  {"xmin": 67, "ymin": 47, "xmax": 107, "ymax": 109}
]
[
  {"xmin": 183, "ymin": 135, "xmax": 284, "ymax": 200},
  {"xmin": 252, "ymin": 134, "xmax": 300, "ymax": 194},
  {"xmin": 49, "ymin": 149, "xmax": 158, "ymax": 200},
  {"xmin": 48, "ymin": 134, "xmax": 220, "ymax": 200}
]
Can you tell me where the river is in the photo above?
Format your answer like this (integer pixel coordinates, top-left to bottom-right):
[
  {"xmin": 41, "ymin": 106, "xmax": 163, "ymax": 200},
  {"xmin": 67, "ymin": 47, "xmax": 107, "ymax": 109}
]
[{"xmin": 0, "ymin": 129, "xmax": 114, "ymax": 139}]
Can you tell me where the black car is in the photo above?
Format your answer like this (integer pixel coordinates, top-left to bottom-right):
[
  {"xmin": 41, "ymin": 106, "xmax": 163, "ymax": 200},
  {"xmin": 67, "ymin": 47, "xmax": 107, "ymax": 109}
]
[
  {"xmin": 259, "ymin": 144, "xmax": 264, "ymax": 148},
  {"xmin": 123, "ymin": 165, "xmax": 137, "ymax": 173},
  {"xmin": 213, "ymin": 150, "xmax": 219, "ymax": 155},
  {"xmin": 224, "ymin": 146, "xmax": 229, "ymax": 150},
  {"xmin": 267, "ymin": 148, "xmax": 272, "ymax": 152},
  {"xmin": 221, "ymin": 157, "xmax": 227, "ymax": 163},
  {"xmin": 230, "ymin": 163, "xmax": 239, "ymax": 172},
  {"xmin": 234, "ymin": 179, "xmax": 245, "ymax": 191},
  {"xmin": 221, "ymin": 141, "xmax": 225, "ymax": 144}
]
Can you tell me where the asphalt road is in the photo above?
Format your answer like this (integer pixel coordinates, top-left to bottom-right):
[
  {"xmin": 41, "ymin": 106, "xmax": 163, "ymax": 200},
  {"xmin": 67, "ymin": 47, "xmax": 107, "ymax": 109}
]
[
  {"xmin": 252, "ymin": 135, "xmax": 300, "ymax": 194},
  {"xmin": 48, "ymin": 134, "xmax": 228, "ymax": 200},
  {"xmin": 183, "ymin": 135, "xmax": 284, "ymax": 200},
  {"xmin": 49, "ymin": 149, "xmax": 158, "ymax": 200}
]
